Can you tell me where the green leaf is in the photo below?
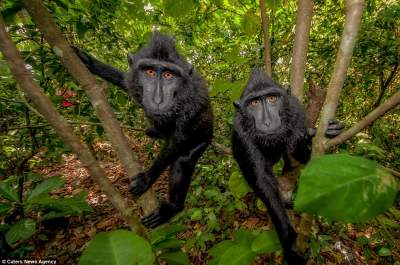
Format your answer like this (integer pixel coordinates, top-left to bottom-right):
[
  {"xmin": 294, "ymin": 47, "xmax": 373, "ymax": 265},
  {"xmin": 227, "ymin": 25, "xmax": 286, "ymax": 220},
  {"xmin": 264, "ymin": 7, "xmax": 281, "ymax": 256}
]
[
  {"xmin": 153, "ymin": 238, "xmax": 184, "ymax": 251},
  {"xmin": 0, "ymin": 182, "xmax": 18, "ymax": 202},
  {"xmin": 76, "ymin": 20, "xmax": 89, "ymax": 39},
  {"xmin": 190, "ymin": 208, "xmax": 203, "ymax": 221},
  {"xmin": 229, "ymin": 171, "xmax": 252, "ymax": 199},
  {"xmin": 251, "ymin": 230, "xmax": 281, "ymax": 254},
  {"xmin": 159, "ymin": 251, "xmax": 189, "ymax": 265},
  {"xmin": 0, "ymin": 203, "xmax": 12, "ymax": 217},
  {"xmin": 28, "ymin": 192, "xmax": 92, "ymax": 217},
  {"xmin": 218, "ymin": 244, "xmax": 256, "ymax": 265},
  {"xmin": 79, "ymin": 230, "xmax": 155, "ymax": 265},
  {"xmin": 26, "ymin": 177, "xmax": 64, "ymax": 202},
  {"xmin": 377, "ymin": 246, "xmax": 391, "ymax": 256},
  {"xmin": 233, "ymin": 229, "xmax": 258, "ymax": 245},
  {"xmin": 162, "ymin": 0, "xmax": 195, "ymax": 17},
  {"xmin": 241, "ymin": 11, "xmax": 259, "ymax": 36},
  {"xmin": 5, "ymin": 218, "xmax": 36, "ymax": 246},
  {"xmin": 149, "ymin": 224, "xmax": 186, "ymax": 245},
  {"xmin": 294, "ymin": 154, "xmax": 397, "ymax": 222},
  {"xmin": 256, "ymin": 198, "xmax": 267, "ymax": 211},
  {"xmin": 209, "ymin": 240, "xmax": 236, "ymax": 258}
]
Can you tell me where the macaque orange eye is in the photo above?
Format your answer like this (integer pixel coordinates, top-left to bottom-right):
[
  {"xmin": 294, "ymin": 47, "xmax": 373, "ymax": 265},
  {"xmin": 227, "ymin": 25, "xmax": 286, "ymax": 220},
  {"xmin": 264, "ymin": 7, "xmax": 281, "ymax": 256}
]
[
  {"xmin": 146, "ymin": 68, "xmax": 156, "ymax": 77},
  {"xmin": 163, "ymin": 71, "xmax": 174, "ymax": 80},
  {"xmin": 250, "ymin": 99, "xmax": 261, "ymax": 106},
  {"xmin": 266, "ymin": 95, "xmax": 277, "ymax": 103}
]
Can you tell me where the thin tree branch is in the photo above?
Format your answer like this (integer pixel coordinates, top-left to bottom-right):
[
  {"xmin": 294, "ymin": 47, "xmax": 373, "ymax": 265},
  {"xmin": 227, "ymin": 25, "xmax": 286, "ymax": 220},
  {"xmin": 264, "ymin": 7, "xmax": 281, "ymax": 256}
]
[
  {"xmin": 373, "ymin": 63, "xmax": 398, "ymax": 109},
  {"xmin": 325, "ymin": 89, "xmax": 400, "ymax": 148},
  {"xmin": 21, "ymin": 0, "xmax": 159, "ymax": 215},
  {"xmin": 259, "ymin": 0, "xmax": 272, "ymax": 76},
  {"xmin": 0, "ymin": 15, "xmax": 147, "ymax": 236},
  {"xmin": 290, "ymin": 0, "xmax": 313, "ymax": 101},
  {"xmin": 312, "ymin": 0, "xmax": 365, "ymax": 155}
]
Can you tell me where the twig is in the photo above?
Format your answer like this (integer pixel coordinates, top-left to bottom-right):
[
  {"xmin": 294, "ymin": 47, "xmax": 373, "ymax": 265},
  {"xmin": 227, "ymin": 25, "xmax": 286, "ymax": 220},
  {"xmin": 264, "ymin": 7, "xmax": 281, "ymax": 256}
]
[{"xmin": 384, "ymin": 167, "xmax": 400, "ymax": 179}]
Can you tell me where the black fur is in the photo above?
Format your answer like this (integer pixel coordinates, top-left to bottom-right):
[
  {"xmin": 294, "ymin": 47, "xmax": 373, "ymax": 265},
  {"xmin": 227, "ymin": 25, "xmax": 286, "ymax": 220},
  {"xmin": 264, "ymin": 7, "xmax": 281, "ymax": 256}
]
[
  {"xmin": 74, "ymin": 32, "xmax": 213, "ymax": 228},
  {"xmin": 232, "ymin": 68, "xmax": 309, "ymax": 265}
]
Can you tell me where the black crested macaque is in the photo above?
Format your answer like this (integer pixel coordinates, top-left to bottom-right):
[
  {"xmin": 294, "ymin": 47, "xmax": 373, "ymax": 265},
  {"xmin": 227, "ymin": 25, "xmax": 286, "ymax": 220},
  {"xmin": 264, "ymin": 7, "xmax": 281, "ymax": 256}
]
[
  {"xmin": 231, "ymin": 68, "xmax": 343, "ymax": 265},
  {"xmin": 74, "ymin": 33, "xmax": 213, "ymax": 228}
]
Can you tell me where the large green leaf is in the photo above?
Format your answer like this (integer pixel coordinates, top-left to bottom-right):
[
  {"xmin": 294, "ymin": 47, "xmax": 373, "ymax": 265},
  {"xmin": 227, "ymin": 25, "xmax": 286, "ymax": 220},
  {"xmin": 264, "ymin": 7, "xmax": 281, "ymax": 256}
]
[
  {"xmin": 229, "ymin": 171, "xmax": 252, "ymax": 199},
  {"xmin": 0, "ymin": 182, "xmax": 18, "ymax": 202},
  {"xmin": 79, "ymin": 230, "xmax": 155, "ymax": 265},
  {"xmin": 294, "ymin": 154, "xmax": 397, "ymax": 222},
  {"xmin": 159, "ymin": 251, "xmax": 189, "ymax": 265},
  {"xmin": 218, "ymin": 244, "xmax": 256, "ymax": 265},
  {"xmin": 26, "ymin": 177, "xmax": 64, "ymax": 202},
  {"xmin": 162, "ymin": 0, "xmax": 195, "ymax": 17},
  {"xmin": 209, "ymin": 240, "xmax": 236, "ymax": 258},
  {"xmin": 5, "ymin": 218, "xmax": 36, "ymax": 246},
  {"xmin": 233, "ymin": 229, "xmax": 258, "ymax": 245},
  {"xmin": 251, "ymin": 230, "xmax": 281, "ymax": 254}
]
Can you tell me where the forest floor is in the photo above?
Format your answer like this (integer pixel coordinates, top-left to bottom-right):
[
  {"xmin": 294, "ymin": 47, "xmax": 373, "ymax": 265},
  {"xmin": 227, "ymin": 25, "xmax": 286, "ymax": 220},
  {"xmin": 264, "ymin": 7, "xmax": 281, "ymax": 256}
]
[{"xmin": 31, "ymin": 133, "xmax": 400, "ymax": 265}]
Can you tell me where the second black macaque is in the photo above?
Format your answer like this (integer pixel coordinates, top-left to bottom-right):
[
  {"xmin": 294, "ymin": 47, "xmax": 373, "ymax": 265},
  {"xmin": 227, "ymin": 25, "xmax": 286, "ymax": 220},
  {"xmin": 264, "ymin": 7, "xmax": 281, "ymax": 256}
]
[
  {"xmin": 231, "ymin": 68, "xmax": 343, "ymax": 265},
  {"xmin": 74, "ymin": 33, "xmax": 213, "ymax": 228}
]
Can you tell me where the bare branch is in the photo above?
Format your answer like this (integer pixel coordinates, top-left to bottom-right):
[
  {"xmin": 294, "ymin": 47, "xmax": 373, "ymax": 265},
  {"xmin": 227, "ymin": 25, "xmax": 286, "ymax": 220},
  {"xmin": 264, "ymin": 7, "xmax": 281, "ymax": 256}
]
[
  {"xmin": 290, "ymin": 0, "xmax": 313, "ymax": 101},
  {"xmin": 259, "ymin": 0, "xmax": 272, "ymax": 76},
  {"xmin": 312, "ymin": 0, "xmax": 365, "ymax": 155},
  {"xmin": 373, "ymin": 63, "xmax": 398, "ymax": 109},
  {"xmin": 0, "ymin": 15, "xmax": 147, "ymax": 236},
  {"xmin": 21, "ymin": 0, "xmax": 159, "ymax": 215},
  {"xmin": 325, "ymin": 89, "xmax": 400, "ymax": 148}
]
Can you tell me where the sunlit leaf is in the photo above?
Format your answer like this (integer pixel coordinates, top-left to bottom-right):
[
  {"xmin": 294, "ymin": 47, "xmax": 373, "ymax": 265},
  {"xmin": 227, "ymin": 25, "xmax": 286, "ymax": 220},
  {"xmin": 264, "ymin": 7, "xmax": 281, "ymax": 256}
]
[
  {"xmin": 79, "ymin": 230, "xmax": 155, "ymax": 265},
  {"xmin": 295, "ymin": 154, "xmax": 397, "ymax": 222},
  {"xmin": 251, "ymin": 230, "xmax": 281, "ymax": 254},
  {"xmin": 229, "ymin": 171, "xmax": 252, "ymax": 199}
]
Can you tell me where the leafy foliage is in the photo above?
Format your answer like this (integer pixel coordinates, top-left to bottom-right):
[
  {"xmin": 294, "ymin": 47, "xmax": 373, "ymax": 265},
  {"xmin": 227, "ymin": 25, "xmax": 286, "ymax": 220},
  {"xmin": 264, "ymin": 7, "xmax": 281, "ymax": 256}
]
[
  {"xmin": 295, "ymin": 154, "xmax": 398, "ymax": 222},
  {"xmin": 0, "ymin": 174, "xmax": 91, "ymax": 254}
]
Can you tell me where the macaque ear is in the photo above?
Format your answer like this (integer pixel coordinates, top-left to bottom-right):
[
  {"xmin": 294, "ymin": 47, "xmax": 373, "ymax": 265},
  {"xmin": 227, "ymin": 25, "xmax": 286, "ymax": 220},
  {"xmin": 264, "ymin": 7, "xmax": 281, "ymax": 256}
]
[{"xmin": 127, "ymin": 54, "xmax": 135, "ymax": 66}]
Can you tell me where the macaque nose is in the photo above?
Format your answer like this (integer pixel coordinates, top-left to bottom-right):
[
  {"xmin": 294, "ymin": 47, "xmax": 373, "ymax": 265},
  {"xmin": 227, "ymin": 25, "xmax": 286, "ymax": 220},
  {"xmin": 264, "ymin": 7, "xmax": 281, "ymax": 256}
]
[{"xmin": 154, "ymin": 83, "xmax": 163, "ymax": 105}]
